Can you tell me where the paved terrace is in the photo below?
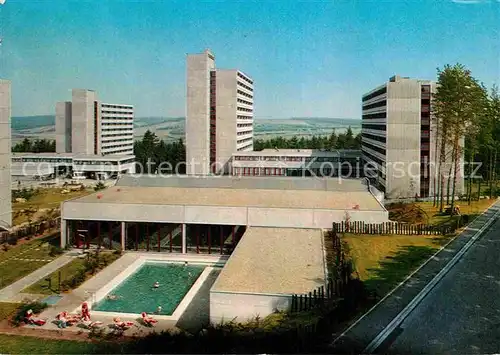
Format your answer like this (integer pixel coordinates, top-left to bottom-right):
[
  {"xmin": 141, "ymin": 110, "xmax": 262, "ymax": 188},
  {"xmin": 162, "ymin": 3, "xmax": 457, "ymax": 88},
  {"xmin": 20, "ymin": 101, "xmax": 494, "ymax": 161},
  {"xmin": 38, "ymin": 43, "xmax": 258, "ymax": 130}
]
[
  {"xmin": 36, "ymin": 253, "xmax": 227, "ymax": 335},
  {"xmin": 212, "ymin": 227, "xmax": 326, "ymax": 294}
]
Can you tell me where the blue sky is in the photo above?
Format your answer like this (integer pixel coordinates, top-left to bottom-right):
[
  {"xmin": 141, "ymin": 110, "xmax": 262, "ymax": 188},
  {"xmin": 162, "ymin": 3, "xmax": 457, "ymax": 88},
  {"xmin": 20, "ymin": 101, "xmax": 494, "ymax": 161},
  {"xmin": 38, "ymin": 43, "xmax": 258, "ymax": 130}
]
[{"xmin": 0, "ymin": 0, "xmax": 499, "ymax": 118}]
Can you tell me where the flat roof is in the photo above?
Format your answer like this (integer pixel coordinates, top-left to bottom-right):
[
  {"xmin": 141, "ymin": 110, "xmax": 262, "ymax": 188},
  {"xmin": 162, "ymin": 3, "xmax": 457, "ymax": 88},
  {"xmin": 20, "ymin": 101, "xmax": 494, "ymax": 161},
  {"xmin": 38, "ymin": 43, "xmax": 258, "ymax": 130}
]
[
  {"xmin": 211, "ymin": 227, "xmax": 325, "ymax": 294},
  {"xmin": 233, "ymin": 149, "xmax": 361, "ymax": 158},
  {"xmin": 70, "ymin": 185, "xmax": 383, "ymax": 211},
  {"xmin": 12, "ymin": 153, "xmax": 135, "ymax": 160},
  {"xmin": 116, "ymin": 175, "xmax": 371, "ymax": 192}
]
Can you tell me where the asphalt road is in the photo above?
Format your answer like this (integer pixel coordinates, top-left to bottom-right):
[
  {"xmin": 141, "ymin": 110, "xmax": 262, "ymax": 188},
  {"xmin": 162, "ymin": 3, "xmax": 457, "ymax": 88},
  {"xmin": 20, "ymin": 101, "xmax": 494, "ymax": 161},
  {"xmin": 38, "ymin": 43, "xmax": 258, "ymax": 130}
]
[{"xmin": 380, "ymin": 215, "xmax": 500, "ymax": 354}]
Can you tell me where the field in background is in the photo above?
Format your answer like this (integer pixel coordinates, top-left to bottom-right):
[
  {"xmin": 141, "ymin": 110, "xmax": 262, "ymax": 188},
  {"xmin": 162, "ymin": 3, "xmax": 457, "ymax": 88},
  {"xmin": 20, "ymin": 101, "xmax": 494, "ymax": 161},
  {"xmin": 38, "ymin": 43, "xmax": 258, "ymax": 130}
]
[{"xmin": 11, "ymin": 116, "xmax": 361, "ymax": 145}]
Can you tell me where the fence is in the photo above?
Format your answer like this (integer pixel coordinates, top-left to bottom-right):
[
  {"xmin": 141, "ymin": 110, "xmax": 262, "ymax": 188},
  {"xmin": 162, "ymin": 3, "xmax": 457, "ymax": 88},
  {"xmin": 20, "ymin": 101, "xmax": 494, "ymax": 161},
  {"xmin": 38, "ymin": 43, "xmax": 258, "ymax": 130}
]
[
  {"xmin": 332, "ymin": 221, "xmax": 455, "ymax": 235},
  {"xmin": 0, "ymin": 218, "xmax": 61, "ymax": 244},
  {"xmin": 291, "ymin": 278, "xmax": 345, "ymax": 313}
]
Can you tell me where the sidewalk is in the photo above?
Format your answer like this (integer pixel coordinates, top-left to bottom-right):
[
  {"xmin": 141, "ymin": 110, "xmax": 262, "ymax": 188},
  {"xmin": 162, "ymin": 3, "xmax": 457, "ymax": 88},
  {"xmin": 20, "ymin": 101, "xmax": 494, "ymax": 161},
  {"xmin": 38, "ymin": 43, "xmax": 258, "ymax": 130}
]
[
  {"xmin": 0, "ymin": 254, "xmax": 75, "ymax": 302},
  {"xmin": 330, "ymin": 199, "xmax": 500, "ymax": 354}
]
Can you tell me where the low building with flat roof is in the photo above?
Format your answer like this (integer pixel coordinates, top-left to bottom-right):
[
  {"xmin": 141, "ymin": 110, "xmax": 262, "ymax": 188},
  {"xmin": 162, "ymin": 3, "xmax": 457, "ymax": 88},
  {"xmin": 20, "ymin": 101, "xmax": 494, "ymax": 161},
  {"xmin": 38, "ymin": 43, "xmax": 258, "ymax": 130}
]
[
  {"xmin": 11, "ymin": 152, "xmax": 135, "ymax": 180},
  {"xmin": 60, "ymin": 175, "xmax": 388, "ymax": 249},
  {"xmin": 231, "ymin": 149, "xmax": 361, "ymax": 178},
  {"xmin": 210, "ymin": 227, "xmax": 326, "ymax": 323}
]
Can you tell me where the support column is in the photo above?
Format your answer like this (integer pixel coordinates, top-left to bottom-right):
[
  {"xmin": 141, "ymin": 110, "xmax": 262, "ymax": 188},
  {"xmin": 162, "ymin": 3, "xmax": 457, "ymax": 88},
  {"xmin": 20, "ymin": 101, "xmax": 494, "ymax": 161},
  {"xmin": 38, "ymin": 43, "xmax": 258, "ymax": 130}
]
[
  {"xmin": 182, "ymin": 223, "xmax": 187, "ymax": 254},
  {"xmin": 121, "ymin": 222, "xmax": 126, "ymax": 251},
  {"xmin": 60, "ymin": 219, "xmax": 67, "ymax": 248}
]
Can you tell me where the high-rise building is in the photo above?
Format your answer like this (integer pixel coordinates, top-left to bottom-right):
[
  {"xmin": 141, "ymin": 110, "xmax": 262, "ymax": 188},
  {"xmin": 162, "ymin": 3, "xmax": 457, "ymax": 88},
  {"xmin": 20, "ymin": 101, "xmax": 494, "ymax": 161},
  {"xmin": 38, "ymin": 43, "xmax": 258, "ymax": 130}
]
[
  {"xmin": 0, "ymin": 80, "xmax": 12, "ymax": 229},
  {"xmin": 361, "ymin": 75, "xmax": 463, "ymax": 200},
  {"xmin": 186, "ymin": 49, "xmax": 254, "ymax": 175},
  {"xmin": 56, "ymin": 89, "xmax": 134, "ymax": 156}
]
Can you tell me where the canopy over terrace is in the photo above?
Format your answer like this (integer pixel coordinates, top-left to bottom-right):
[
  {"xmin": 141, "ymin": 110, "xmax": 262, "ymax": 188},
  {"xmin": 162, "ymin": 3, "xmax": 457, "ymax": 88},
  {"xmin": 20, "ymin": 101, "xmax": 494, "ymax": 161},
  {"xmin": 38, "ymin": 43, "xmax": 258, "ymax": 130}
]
[{"xmin": 60, "ymin": 175, "xmax": 388, "ymax": 250}]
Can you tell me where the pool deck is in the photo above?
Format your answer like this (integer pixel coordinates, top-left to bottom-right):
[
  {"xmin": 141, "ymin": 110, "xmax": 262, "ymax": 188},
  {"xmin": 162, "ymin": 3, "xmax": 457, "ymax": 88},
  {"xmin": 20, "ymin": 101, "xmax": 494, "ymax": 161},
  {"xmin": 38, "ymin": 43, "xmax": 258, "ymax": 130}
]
[
  {"xmin": 211, "ymin": 227, "xmax": 326, "ymax": 295},
  {"xmin": 34, "ymin": 252, "xmax": 227, "ymax": 335}
]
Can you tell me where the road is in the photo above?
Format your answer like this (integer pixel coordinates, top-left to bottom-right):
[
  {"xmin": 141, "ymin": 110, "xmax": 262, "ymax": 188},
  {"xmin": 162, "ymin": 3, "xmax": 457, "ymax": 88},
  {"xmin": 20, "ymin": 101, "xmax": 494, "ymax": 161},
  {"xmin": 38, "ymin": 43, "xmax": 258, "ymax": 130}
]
[{"xmin": 379, "ymin": 215, "xmax": 500, "ymax": 354}]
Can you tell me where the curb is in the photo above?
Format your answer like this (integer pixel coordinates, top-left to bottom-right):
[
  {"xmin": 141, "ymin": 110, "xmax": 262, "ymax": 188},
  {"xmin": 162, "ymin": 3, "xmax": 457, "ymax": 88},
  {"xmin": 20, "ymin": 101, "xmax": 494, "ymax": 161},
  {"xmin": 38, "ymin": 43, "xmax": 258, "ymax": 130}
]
[{"xmin": 363, "ymin": 203, "xmax": 500, "ymax": 353}]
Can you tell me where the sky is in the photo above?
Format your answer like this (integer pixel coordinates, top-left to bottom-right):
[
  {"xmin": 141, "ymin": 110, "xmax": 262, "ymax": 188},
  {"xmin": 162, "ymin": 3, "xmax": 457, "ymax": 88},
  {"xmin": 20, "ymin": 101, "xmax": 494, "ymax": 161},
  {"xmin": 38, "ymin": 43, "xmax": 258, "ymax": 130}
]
[{"xmin": 0, "ymin": 0, "xmax": 499, "ymax": 119}]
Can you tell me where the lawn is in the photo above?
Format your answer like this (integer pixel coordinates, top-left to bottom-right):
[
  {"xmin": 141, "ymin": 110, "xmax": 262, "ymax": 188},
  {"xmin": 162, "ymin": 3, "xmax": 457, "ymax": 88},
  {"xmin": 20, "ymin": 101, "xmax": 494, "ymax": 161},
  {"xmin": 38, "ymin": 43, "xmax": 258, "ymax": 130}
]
[
  {"xmin": 23, "ymin": 251, "xmax": 122, "ymax": 295},
  {"xmin": 22, "ymin": 258, "xmax": 87, "ymax": 295},
  {"xmin": 344, "ymin": 234, "xmax": 442, "ymax": 282},
  {"xmin": 0, "ymin": 233, "xmax": 59, "ymax": 263},
  {"xmin": 416, "ymin": 199, "xmax": 494, "ymax": 227},
  {"xmin": 12, "ymin": 188, "xmax": 92, "ymax": 225},
  {"xmin": 0, "ymin": 334, "xmax": 101, "ymax": 354},
  {"xmin": 0, "ymin": 302, "xmax": 20, "ymax": 321},
  {"xmin": 0, "ymin": 234, "xmax": 61, "ymax": 289}
]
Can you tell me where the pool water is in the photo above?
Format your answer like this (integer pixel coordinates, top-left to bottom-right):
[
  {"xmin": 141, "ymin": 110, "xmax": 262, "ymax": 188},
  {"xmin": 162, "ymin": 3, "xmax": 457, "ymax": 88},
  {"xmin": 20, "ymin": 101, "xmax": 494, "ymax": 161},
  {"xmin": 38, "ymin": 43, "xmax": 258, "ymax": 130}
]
[{"xmin": 92, "ymin": 262, "xmax": 205, "ymax": 315}]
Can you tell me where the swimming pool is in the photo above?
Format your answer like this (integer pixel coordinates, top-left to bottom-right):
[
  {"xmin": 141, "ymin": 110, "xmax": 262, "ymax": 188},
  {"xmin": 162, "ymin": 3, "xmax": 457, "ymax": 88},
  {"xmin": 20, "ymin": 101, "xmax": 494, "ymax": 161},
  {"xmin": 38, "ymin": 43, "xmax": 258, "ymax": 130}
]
[{"xmin": 92, "ymin": 262, "xmax": 205, "ymax": 316}]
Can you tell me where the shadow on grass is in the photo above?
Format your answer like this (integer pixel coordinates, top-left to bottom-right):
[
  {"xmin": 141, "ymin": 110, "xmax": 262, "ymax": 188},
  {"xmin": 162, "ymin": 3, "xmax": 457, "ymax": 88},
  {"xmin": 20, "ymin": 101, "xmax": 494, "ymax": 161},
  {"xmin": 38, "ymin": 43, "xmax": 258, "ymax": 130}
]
[{"xmin": 364, "ymin": 245, "xmax": 437, "ymax": 297}]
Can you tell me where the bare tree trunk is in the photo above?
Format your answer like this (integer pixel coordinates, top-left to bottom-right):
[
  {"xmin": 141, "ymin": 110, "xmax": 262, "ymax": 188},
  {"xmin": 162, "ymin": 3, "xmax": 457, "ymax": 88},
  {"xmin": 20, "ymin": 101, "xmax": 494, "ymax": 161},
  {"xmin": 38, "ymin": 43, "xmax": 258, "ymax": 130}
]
[
  {"xmin": 467, "ymin": 147, "xmax": 475, "ymax": 205},
  {"xmin": 439, "ymin": 130, "xmax": 447, "ymax": 213},
  {"xmin": 493, "ymin": 148, "xmax": 498, "ymax": 197},
  {"xmin": 433, "ymin": 118, "xmax": 441, "ymax": 207},
  {"xmin": 450, "ymin": 138, "xmax": 460, "ymax": 216},
  {"xmin": 489, "ymin": 149, "xmax": 494, "ymax": 199},
  {"xmin": 446, "ymin": 159, "xmax": 453, "ymax": 205}
]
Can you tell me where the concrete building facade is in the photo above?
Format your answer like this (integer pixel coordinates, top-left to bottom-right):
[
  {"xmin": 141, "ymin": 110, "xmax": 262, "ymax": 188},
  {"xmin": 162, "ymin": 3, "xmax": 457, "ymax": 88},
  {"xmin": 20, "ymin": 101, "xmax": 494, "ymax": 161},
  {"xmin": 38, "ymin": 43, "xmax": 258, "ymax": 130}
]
[
  {"xmin": 56, "ymin": 89, "xmax": 134, "ymax": 156},
  {"xmin": 231, "ymin": 149, "xmax": 361, "ymax": 177},
  {"xmin": 361, "ymin": 75, "xmax": 464, "ymax": 200},
  {"xmin": 186, "ymin": 50, "xmax": 253, "ymax": 175},
  {"xmin": 0, "ymin": 80, "xmax": 12, "ymax": 229}
]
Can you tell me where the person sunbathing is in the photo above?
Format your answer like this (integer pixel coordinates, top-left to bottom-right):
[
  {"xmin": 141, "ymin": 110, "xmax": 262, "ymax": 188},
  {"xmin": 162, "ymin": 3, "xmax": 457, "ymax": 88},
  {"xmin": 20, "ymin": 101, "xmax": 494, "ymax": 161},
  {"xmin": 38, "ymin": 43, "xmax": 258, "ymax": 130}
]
[
  {"xmin": 141, "ymin": 312, "xmax": 158, "ymax": 326},
  {"xmin": 113, "ymin": 317, "xmax": 134, "ymax": 329},
  {"xmin": 25, "ymin": 310, "xmax": 46, "ymax": 326}
]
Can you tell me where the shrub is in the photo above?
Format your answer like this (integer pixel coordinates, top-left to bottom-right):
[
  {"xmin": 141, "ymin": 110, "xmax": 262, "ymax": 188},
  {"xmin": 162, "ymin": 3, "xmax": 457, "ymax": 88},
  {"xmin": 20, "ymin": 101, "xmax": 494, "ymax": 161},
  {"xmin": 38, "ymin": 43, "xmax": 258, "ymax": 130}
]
[
  {"xmin": 49, "ymin": 245, "xmax": 64, "ymax": 257},
  {"xmin": 11, "ymin": 301, "xmax": 48, "ymax": 327},
  {"xmin": 7, "ymin": 237, "xmax": 18, "ymax": 246},
  {"xmin": 94, "ymin": 182, "xmax": 106, "ymax": 191}
]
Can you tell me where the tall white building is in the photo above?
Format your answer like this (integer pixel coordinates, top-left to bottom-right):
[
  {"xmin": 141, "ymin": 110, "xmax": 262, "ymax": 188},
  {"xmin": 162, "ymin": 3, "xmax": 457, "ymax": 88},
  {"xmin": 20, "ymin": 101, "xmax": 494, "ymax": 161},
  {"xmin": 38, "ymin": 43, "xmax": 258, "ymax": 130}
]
[
  {"xmin": 0, "ymin": 80, "xmax": 12, "ymax": 229},
  {"xmin": 361, "ymin": 75, "xmax": 463, "ymax": 200},
  {"xmin": 56, "ymin": 89, "xmax": 134, "ymax": 156},
  {"xmin": 186, "ymin": 49, "xmax": 254, "ymax": 175}
]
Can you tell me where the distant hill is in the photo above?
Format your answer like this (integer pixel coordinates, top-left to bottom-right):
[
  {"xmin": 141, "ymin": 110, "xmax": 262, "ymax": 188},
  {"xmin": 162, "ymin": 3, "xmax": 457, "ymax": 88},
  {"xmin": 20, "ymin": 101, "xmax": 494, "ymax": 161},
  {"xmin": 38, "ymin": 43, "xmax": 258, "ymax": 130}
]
[
  {"xmin": 12, "ymin": 115, "xmax": 55, "ymax": 131},
  {"xmin": 10, "ymin": 115, "xmax": 361, "ymax": 144}
]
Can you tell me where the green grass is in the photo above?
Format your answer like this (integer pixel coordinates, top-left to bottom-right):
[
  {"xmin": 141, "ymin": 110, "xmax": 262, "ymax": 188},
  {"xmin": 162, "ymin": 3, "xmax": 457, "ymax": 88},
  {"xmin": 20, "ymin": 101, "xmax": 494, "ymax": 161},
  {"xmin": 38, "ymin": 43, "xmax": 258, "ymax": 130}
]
[
  {"xmin": 22, "ymin": 251, "xmax": 122, "ymax": 295},
  {"xmin": 0, "ymin": 233, "xmax": 59, "ymax": 263},
  {"xmin": 344, "ymin": 234, "xmax": 444, "ymax": 283},
  {"xmin": 0, "ymin": 302, "xmax": 20, "ymax": 321},
  {"xmin": 0, "ymin": 234, "xmax": 61, "ymax": 289},
  {"xmin": 0, "ymin": 334, "xmax": 100, "ymax": 354},
  {"xmin": 23, "ymin": 258, "xmax": 87, "ymax": 295},
  {"xmin": 416, "ymin": 199, "xmax": 493, "ymax": 228}
]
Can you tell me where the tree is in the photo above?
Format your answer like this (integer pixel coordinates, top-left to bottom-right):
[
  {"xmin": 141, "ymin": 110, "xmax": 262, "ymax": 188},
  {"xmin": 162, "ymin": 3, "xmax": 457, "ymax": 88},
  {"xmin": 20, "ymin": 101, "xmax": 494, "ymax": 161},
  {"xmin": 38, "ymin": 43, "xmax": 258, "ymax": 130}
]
[
  {"xmin": 433, "ymin": 64, "xmax": 487, "ymax": 214},
  {"xmin": 12, "ymin": 138, "xmax": 56, "ymax": 153}
]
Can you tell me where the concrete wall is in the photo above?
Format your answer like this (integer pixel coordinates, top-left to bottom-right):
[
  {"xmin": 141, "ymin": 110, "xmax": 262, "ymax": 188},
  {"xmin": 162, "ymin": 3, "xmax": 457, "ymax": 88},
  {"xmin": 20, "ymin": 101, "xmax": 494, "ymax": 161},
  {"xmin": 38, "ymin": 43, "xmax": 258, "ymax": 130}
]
[
  {"xmin": 0, "ymin": 80, "xmax": 11, "ymax": 228},
  {"xmin": 71, "ymin": 89, "xmax": 97, "ymax": 155},
  {"xmin": 385, "ymin": 79, "xmax": 422, "ymax": 199},
  {"xmin": 61, "ymin": 202, "xmax": 389, "ymax": 228},
  {"xmin": 215, "ymin": 70, "xmax": 238, "ymax": 174},
  {"xmin": 55, "ymin": 101, "xmax": 72, "ymax": 153},
  {"xmin": 210, "ymin": 291, "xmax": 292, "ymax": 324},
  {"xmin": 186, "ymin": 51, "xmax": 215, "ymax": 176}
]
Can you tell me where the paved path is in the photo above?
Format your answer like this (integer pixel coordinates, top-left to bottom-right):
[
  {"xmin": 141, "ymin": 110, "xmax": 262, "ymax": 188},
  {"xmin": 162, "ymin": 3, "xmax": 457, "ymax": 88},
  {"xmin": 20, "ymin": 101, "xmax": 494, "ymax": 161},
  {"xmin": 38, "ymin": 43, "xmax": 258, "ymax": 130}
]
[
  {"xmin": 330, "ymin": 199, "xmax": 500, "ymax": 354},
  {"xmin": 381, "ymin": 213, "xmax": 500, "ymax": 354},
  {"xmin": 0, "ymin": 254, "xmax": 75, "ymax": 302}
]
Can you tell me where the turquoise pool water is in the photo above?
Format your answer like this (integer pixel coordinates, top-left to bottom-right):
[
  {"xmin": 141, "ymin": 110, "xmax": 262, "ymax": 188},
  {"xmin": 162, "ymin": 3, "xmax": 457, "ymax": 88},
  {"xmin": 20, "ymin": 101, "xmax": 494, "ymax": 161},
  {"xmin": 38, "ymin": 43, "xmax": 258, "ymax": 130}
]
[{"xmin": 92, "ymin": 262, "xmax": 205, "ymax": 316}]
